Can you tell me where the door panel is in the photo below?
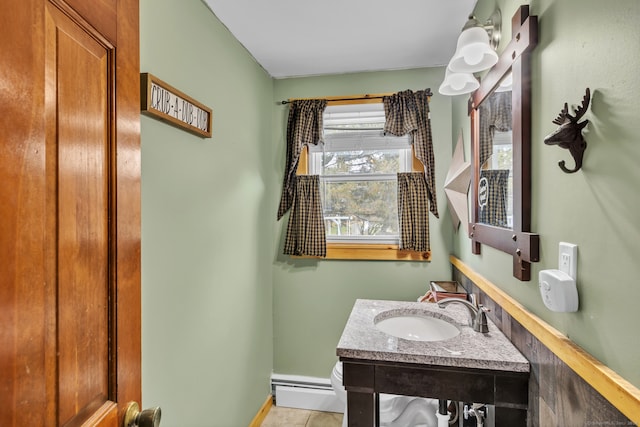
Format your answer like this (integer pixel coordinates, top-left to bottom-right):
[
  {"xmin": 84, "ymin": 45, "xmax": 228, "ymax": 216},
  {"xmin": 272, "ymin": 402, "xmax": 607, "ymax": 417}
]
[
  {"xmin": 45, "ymin": 4, "xmax": 113, "ymax": 425},
  {"xmin": 0, "ymin": 0, "xmax": 141, "ymax": 425}
]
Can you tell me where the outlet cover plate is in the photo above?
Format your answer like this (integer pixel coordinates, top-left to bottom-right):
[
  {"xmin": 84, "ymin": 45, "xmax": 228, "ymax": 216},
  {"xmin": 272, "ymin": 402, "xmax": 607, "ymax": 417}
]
[{"xmin": 559, "ymin": 242, "xmax": 577, "ymax": 280}]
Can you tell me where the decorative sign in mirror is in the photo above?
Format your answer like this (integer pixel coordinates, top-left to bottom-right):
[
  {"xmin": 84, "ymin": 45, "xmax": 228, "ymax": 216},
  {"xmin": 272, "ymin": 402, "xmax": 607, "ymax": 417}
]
[{"xmin": 469, "ymin": 6, "xmax": 539, "ymax": 281}]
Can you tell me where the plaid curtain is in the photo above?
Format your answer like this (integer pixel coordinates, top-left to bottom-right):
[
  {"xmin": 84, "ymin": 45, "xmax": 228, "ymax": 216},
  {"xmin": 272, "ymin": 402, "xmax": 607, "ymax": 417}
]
[
  {"xmin": 397, "ymin": 172, "xmax": 430, "ymax": 252},
  {"xmin": 277, "ymin": 99, "xmax": 327, "ymax": 220},
  {"xmin": 479, "ymin": 91, "xmax": 512, "ymax": 166},
  {"xmin": 479, "ymin": 169, "xmax": 510, "ymax": 227},
  {"xmin": 283, "ymin": 175, "xmax": 326, "ymax": 257},
  {"xmin": 383, "ymin": 89, "xmax": 438, "ymax": 219}
]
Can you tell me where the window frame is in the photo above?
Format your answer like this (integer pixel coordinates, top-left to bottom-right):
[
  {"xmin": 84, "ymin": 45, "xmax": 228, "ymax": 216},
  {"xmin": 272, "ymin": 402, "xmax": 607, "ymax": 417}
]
[
  {"xmin": 294, "ymin": 95, "xmax": 431, "ymax": 262},
  {"xmin": 309, "ymin": 127, "xmax": 412, "ymax": 245}
]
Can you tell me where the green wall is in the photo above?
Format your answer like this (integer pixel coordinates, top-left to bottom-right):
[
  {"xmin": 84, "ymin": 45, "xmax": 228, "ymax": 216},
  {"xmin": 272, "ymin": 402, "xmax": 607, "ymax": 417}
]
[
  {"xmin": 452, "ymin": 0, "xmax": 640, "ymax": 388},
  {"xmin": 271, "ymin": 69, "xmax": 455, "ymax": 377},
  {"xmin": 139, "ymin": 0, "xmax": 640, "ymax": 424},
  {"xmin": 140, "ymin": 1, "xmax": 274, "ymax": 425}
]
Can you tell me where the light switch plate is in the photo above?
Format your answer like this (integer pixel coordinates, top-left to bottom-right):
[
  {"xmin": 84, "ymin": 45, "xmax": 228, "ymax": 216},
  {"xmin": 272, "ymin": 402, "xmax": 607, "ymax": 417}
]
[{"xmin": 559, "ymin": 242, "xmax": 577, "ymax": 280}]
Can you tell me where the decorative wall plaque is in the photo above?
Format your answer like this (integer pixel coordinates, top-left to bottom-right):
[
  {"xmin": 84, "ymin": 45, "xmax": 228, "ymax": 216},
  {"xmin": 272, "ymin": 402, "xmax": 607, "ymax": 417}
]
[{"xmin": 140, "ymin": 73, "xmax": 212, "ymax": 138}]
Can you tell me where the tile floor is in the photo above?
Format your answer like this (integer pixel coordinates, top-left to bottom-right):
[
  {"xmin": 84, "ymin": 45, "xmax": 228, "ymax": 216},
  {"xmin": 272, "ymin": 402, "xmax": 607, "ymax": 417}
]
[{"xmin": 260, "ymin": 406, "xmax": 343, "ymax": 427}]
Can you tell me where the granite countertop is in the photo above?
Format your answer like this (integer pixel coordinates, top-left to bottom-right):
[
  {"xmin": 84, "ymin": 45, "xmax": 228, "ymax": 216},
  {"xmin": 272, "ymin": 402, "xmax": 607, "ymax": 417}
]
[{"xmin": 336, "ymin": 299, "xmax": 529, "ymax": 373}]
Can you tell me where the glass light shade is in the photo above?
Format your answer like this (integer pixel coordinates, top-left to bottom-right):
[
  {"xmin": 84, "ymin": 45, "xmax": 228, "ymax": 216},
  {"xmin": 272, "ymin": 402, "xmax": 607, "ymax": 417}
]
[
  {"xmin": 438, "ymin": 68, "xmax": 479, "ymax": 96},
  {"xmin": 448, "ymin": 27, "xmax": 499, "ymax": 73},
  {"xmin": 496, "ymin": 71, "xmax": 513, "ymax": 92}
]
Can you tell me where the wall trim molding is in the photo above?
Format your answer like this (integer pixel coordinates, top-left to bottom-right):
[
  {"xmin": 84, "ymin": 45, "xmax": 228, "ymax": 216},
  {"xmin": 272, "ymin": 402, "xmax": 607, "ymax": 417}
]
[
  {"xmin": 249, "ymin": 395, "xmax": 273, "ymax": 427},
  {"xmin": 451, "ymin": 255, "xmax": 640, "ymax": 425}
]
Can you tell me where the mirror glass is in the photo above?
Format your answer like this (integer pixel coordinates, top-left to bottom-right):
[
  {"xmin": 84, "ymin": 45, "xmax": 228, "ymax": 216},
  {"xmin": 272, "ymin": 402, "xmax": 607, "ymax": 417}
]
[
  {"xmin": 477, "ymin": 73, "xmax": 512, "ymax": 229},
  {"xmin": 468, "ymin": 5, "xmax": 539, "ymax": 281}
]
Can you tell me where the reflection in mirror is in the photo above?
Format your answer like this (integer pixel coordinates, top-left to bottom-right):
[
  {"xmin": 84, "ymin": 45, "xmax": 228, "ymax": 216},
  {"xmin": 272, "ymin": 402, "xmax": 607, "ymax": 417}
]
[
  {"xmin": 469, "ymin": 5, "xmax": 539, "ymax": 281},
  {"xmin": 478, "ymin": 75, "xmax": 512, "ymax": 228}
]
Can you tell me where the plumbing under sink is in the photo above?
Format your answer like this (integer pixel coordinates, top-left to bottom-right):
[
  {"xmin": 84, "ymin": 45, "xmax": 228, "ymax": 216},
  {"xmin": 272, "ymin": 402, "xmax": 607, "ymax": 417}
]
[{"xmin": 374, "ymin": 311, "xmax": 460, "ymax": 342}]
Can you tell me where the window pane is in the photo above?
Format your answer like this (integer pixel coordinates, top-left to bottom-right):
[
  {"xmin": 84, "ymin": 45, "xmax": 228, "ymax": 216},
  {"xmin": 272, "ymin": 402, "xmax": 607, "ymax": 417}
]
[
  {"xmin": 487, "ymin": 130, "xmax": 513, "ymax": 228},
  {"xmin": 320, "ymin": 149, "xmax": 403, "ymax": 175},
  {"xmin": 321, "ymin": 180, "xmax": 398, "ymax": 237}
]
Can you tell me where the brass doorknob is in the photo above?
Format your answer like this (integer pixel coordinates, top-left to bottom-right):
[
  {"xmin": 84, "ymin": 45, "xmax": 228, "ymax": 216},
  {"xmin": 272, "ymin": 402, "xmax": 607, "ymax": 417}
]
[{"xmin": 124, "ymin": 402, "xmax": 161, "ymax": 427}]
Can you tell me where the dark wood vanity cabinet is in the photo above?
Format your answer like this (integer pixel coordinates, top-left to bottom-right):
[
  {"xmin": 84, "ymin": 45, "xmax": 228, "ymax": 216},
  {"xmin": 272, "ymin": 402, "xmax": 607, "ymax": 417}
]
[{"xmin": 341, "ymin": 358, "xmax": 529, "ymax": 426}]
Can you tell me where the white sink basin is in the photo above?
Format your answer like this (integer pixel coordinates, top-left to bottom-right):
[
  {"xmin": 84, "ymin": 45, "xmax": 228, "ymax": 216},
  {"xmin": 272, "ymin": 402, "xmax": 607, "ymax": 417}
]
[{"xmin": 374, "ymin": 312, "xmax": 460, "ymax": 342}]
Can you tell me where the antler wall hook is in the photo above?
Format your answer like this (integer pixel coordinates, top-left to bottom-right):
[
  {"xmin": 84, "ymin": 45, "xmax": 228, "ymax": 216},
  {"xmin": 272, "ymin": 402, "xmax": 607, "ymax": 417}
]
[{"xmin": 543, "ymin": 88, "xmax": 591, "ymax": 173}]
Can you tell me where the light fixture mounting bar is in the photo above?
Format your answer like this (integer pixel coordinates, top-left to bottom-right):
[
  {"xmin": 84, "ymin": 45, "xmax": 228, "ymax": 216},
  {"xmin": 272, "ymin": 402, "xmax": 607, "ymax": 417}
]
[{"xmin": 485, "ymin": 9, "xmax": 502, "ymax": 50}]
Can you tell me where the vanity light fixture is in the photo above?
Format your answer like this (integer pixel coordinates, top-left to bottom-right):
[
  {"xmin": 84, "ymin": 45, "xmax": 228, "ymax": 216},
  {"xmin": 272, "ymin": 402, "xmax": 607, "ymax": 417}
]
[
  {"xmin": 438, "ymin": 8, "xmax": 502, "ymax": 96},
  {"xmin": 438, "ymin": 68, "xmax": 479, "ymax": 96},
  {"xmin": 449, "ymin": 9, "xmax": 502, "ymax": 73}
]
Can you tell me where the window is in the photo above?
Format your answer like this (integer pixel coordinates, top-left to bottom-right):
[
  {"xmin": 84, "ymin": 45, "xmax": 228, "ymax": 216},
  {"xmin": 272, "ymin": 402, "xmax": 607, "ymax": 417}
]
[
  {"xmin": 299, "ymin": 101, "xmax": 430, "ymax": 261},
  {"xmin": 309, "ymin": 103, "xmax": 412, "ymax": 243}
]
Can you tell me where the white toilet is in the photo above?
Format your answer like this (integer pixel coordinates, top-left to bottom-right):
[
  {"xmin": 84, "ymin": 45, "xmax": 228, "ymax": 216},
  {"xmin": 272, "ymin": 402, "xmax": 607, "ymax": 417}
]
[{"xmin": 331, "ymin": 361, "xmax": 439, "ymax": 427}]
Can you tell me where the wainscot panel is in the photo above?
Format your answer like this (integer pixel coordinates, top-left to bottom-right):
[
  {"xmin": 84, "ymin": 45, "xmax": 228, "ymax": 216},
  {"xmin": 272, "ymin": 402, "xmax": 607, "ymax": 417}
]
[{"xmin": 452, "ymin": 263, "xmax": 636, "ymax": 427}]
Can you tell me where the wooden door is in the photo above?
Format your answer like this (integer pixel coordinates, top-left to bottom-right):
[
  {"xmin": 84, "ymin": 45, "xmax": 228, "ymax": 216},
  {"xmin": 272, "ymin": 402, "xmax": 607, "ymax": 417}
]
[{"xmin": 0, "ymin": 0, "xmax": 141, "ymax": 425}]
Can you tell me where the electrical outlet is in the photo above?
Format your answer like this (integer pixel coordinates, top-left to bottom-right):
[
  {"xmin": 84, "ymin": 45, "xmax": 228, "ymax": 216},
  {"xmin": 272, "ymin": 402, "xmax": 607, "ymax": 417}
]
[{"xmin": 558, "ymin": 242, "xmax": 577, "ymax": 280}]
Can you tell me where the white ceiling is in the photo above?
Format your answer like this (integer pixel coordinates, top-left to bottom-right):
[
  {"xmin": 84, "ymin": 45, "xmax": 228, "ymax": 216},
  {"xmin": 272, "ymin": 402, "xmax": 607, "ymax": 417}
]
[{"xmin": 202, "ymin": 0, "xmax": 478, "ymax": 79}]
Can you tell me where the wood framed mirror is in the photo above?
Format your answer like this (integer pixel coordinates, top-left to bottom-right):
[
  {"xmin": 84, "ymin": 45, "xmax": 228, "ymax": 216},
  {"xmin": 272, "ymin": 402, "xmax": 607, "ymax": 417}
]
[{"xmin": 469, "ymin": 5, "xmax": 539, "ymax": 281}]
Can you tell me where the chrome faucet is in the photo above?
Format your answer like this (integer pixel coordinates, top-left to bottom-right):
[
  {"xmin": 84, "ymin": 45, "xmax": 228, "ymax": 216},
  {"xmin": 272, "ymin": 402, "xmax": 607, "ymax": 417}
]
[{"xmin": 437, "ymin": 295, "xmax": 489, "ymax": 333}]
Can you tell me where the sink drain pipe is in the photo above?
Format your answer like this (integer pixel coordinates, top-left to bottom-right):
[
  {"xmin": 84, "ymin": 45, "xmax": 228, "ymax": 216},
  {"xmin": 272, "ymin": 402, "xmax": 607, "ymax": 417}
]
[{"xmin": 436, "ymin": 399, "xmax": 450, "ymax": 427}]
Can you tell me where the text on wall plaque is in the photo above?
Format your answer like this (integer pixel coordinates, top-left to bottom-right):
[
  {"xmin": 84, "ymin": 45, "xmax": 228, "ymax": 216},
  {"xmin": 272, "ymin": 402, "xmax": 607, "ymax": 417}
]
[{"xmin": 140, "ymin": 73, "xmax": 212, "ymax": 138}]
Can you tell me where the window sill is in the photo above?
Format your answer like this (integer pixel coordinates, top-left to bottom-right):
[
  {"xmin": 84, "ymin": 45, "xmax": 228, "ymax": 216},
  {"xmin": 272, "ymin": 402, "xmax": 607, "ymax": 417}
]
[{"xmin": 294, "ymin": 243, "xmax": 431, "ymax": 261}]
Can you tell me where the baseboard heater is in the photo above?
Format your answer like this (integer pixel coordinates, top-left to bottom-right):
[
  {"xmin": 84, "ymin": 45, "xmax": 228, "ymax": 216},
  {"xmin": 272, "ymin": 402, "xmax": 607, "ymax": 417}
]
[{"xmin": 271, "ymin": 373, "xmax": 344, "ymax": 413}]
